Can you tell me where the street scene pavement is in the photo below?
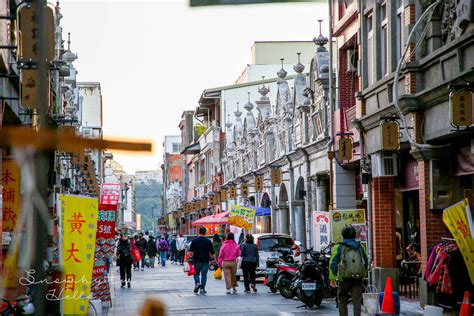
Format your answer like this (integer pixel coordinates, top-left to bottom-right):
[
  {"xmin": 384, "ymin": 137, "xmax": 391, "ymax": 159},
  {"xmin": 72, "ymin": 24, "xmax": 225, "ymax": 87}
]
[{"xmin": 108, "ymin": 262, "xmax": 341, "ymax": 316}]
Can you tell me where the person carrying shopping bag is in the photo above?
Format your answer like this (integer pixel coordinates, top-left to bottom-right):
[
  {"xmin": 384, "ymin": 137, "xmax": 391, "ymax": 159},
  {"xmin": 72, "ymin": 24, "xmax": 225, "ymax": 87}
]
[
  {"xmin": 218, "ymin": 233, "xmax": 241, "ymax": 295},
  {"xmin": 116, "ymin": 234, "xmax": 133, "ymax": 288},
  {"xmin": 240, "ymin": 234, "xmax": 259, "ymax": 293},
  {"xmin": 147, "ymin": 235, "xmax": 158, "ymax": 268},
  {"xmin": 189, "ymin": 227, "xmax": 216, "ymax": 294}
]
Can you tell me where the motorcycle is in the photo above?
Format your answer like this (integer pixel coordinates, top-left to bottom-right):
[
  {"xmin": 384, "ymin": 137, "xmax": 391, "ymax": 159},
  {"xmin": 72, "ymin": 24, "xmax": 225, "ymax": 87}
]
[{"xmin": 265, "ymin": 246, "xmax": 296, "ymax": 294}]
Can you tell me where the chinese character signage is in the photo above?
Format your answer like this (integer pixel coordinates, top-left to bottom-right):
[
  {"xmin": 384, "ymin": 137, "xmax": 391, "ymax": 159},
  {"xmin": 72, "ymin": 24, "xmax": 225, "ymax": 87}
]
[
  {"xmin": 330, "ymin": 209, "xmax": 367, "ymax": 244},
  {"xmin": 229, "ymin": 186, "xmax": 237, "ymax": 199},
  {"xmin": 220, "ymin": 189, "xmax": 228, "ymax": 202},
  {"xmin": 2, "ymin": 160, "xmax": 21, "ymax": 232},
  {"xmin": 381, "ymin": 121, "xmax": 400, "ymax": 151},
  {"xmin": 450, "ymin": 91, "xmax": 473, "ymax": 127},
  {"xmin": 312, "ymin": 211, "xmax": 330, "ymax": 251},
  {"xmin": 271, "ymin": 168, "xmax": 282, "ymax": 185},
  {"xmin": 17, "ymin": 2, "xmax": 55, "ymax": 61},
  {"xmin": 443, "ymin": 199, "xmax": 474, "ymax": 284},
  {"xmin": 100, "ymin": 183, "xmax": 121, "ymax": 205},
  {"xmin": 255, "ymin": 175, "xmax": 264, "ymax": 192},
  {"xmin": 338, "ymin": 137, "xmax": 353, "ymax": 161},
  {"xmin": 59, "ymin": 195, "xmax": 98, "ymax": 315},
  {"xmin": 93, "ymin": 204, "xmax": 117, "ymax": 278},
  {"xmin": 228, "ymin": 204, "xmax": 256, "ymax": 230},
  {"xmin": 240, "ymin": 184, "xmax": 248, "ymax": 197}
]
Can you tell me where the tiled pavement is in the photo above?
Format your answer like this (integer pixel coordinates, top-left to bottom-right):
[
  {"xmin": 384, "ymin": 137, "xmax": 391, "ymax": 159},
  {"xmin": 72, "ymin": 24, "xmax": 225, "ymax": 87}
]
[{"xmin": 103, "ymin": 261, "xmax": 424, "ymax": 316}]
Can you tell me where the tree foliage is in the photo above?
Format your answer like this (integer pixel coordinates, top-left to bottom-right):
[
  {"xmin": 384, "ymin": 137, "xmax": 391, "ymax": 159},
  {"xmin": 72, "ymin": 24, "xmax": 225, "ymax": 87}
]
[{"xmin": 135, "ymin": 179, "xmax": 162, "ymax": 231}]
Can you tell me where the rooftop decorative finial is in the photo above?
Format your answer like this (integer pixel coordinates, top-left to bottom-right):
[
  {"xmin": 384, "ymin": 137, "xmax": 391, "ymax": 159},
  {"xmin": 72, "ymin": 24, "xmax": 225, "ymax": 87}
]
[
  {"xmin": 226, "ymin": 114, "xmax": 232, "ymax": 128},
  {"xmin": 293, "ymin": 52, "xmax": 305, "ymax": 74},
  {"xmin": 235, "ymin": 102, "xmax": 242, "ymax": 117},
  {"xmin": 277, "ymin": 58, "xmax": 287, "ymax": 79},
  {"xmin": 313, "ymin": 19, "xmax": 329, "ymax": 47},
  {"xmin": 67, "ymin": 32, "xmax": 71, "ymax": 51},
  {"xmin": 244, "ymin": 92, "xmax": 254, "ymax": 111},
  {"xmin": 258, "ymin": 76, "xmax": 270, "ymax": 97}
]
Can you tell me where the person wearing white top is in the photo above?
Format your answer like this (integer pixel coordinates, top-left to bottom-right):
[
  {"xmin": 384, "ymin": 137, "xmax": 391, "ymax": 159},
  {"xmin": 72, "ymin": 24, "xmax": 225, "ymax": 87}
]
[{"xmin": 176, "ymin": 234, "xmax": 187, "ymax": 265}]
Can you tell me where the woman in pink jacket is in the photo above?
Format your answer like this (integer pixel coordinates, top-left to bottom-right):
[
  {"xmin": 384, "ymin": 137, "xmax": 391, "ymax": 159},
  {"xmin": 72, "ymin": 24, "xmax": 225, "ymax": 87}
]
[{"xmin": 218, "ymin": 233, "xmax": 241, "ymax": 294}]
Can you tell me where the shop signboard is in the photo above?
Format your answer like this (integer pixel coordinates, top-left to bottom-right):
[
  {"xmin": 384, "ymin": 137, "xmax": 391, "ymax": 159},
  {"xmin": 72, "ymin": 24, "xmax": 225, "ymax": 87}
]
[
  {"xmin": 100, "ymin": 183, "xmax": 121, "ymax": 205},
  {"xmin": 312, "ymin": 211, "xmax": 330, "ymax": 251},
  {"xmin": 330, "ymin": 209, "xmax": 367, "ymax": 244},
  {"xmin": 338, "ymin": 137, "xmax": 353, "ymax": 161},
  {"xmin": 2, "ymin": 160, "xmax": 21, "ymax": 232},
  {"xmin": 450, "ymin": 91, "xmax": 473, "ymax": 127},
  {"xmin": 381, "ymin": 121, "xmax": 400, "ymax": 151},
  {"xmin": 228, "ymin": 204, "xmax": 256, "ymax": 230}
]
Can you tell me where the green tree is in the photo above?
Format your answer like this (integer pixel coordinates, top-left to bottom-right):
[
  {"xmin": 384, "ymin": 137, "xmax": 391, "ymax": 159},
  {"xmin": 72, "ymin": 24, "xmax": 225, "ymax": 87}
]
[{"xmin": 135, "ymin": 180, "xmax": 162, "ymax": 232}]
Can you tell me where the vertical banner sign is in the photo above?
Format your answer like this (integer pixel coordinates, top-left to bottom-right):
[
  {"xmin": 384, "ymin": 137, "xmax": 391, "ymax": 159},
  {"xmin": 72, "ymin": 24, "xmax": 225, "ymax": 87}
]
[
  {"xmin": 240, "ymin": 184, "xmax": 248, "ymax": 197},
  {"xmin": 228, "ymin": 204, "xmax": 256, "ymax": 230},
  {"xmin": 100, "ymin": 184, "xmax": 121, "ymax": 205},
  {"xmin": 59, "ymin": 195, "xmax": 98, "ymax": 315},
  {"xmin": 221, "ymin": 189, "xmax": 228, "ymax": 202},
  {"xmin": 442, "ymin": 199, "xmax": 474, "ymax": 284},
  {"xmin": 229, "ymin": 186, "xmax": 237, "ymax": 199},
  {"xmin": 330, "ymin": 209, "xmax": 367, "ymax": 244},
  {"xmin": 312, "ymin": 211, "xmax": 330, "ymax": 251},
  {"xmin": 338, "ymin": 138, "xmax": 353, "ymax": 161},
  {"xmin": 255, "ymin": 175, "xmax": 264, "ymax": 192},
  {"xmin": 450, "ymin": 91, "xmax": 473, "ymax": 127},
  {"xmin": 381, "ymin": 121, "xmax": 400, "ymax": 150},
  {"xmin": 271, "ymin": 168, "xmax": 282, "ymax": 185},
  {"xmin": 2, "ymin": 160, "xmax": 20, "ymax": 231}
]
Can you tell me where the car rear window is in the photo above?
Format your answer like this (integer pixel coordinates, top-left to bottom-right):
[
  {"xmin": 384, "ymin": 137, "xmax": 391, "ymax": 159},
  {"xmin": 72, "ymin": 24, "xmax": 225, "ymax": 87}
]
[{"xmin": 258, "ymin": 237, "xmax": 293, "ymax": 251}]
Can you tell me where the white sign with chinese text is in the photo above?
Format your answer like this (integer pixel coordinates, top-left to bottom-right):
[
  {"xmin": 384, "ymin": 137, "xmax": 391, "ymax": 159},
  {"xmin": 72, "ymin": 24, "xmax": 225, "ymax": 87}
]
[{"xmin": 312, "ymin": 211, "xmax": 330, "ymax": 251}]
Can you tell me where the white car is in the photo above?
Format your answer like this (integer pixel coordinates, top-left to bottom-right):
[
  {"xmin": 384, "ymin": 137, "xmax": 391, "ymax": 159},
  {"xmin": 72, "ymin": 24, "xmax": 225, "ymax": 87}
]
[{"xmin": 236, "ymin": 233, "xmax": 301, "ymax": 280}]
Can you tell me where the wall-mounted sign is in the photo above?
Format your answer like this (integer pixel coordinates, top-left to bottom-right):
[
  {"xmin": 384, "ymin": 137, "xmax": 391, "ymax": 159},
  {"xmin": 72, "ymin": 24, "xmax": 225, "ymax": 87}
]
[
  {"xmin": 20, "ymin": 69, "xmax": 50, "ymax": 109},
  {"xmin": 450, "ymin": 91, "xmax": 473, "ymax": 127},
  {"xmin": 240, "ymin": 183, "xmax": 248, "ymax": 197},
  {"xmin": 338, "ymin": 137, "xmax": 353, "ymax": 161},
  {"xmin": 255, "ymin": 175, "xmax": 264, "ymax": 192},
  {"xmin": 17, "ymin": 2, "xmax": 55, "ymax": 61},
  {"xmin": 381, "ymin": 121, "xmax": 400, "ymax": 151},
  {"xmin": 220, "ymin": 189, "xmax": 228, "ymax": 202},
  {"xmin": 271, "ymin": 168, "xmax": 282, "ymax": 185},
  {"xmin": 229, "ymin": 186, "xmax": 237, "ymax": 199}
]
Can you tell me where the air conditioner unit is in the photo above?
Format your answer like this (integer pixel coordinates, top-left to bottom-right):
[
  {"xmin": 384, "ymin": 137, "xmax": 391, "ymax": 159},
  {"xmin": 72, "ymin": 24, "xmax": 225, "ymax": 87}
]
[
  {"xmin": 346, "ymin": 49, "xmax": 358, "ymax": 73},
  {"xmin": 371, "ymin": 152, "xmax": 398, "ymax": 177}
]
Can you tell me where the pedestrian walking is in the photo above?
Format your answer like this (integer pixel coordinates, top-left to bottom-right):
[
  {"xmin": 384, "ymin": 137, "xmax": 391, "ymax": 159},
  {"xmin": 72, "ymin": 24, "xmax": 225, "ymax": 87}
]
[
  {"xmin": 212, "ymin": 234, "xmax": 222, "ymax": 258},
  {"xmin": 157, "ymin": 236, "xmax": 169, "ymax": 267},
  {"xmin": 170, "ymin": 235, "xmax": 178, "ymax": 264},
  {"xmin": 116, "ymin": 234, "xmax": 133, "ymax": 288},
  {"xmin": 218, "ymin": 232, "xmax": 241, "ymax": 295},
  {"xmin": 176, "ymin": 234, "xmax": 186, "ymax": 265},
  {"xmin": 147, "ymin": 235, "xmax": 158, "ymax": 268},
  {"xmin": 132, "ymin": 235, "xmax": 139, "ymax": 271},
  {"xmin": 136, "ymin": 233, "xmax": 148, "ymax": 270},
  {"xmin": 189, "ymin": 227, "xmax": 216, "ymax": 294},
  {"xmin": 329, "ymin": 225, "xmax": 368, "ymax": 316},
  {"xmin": 240, "ymin": 234, "xmax": 259, "ymax": 293}
]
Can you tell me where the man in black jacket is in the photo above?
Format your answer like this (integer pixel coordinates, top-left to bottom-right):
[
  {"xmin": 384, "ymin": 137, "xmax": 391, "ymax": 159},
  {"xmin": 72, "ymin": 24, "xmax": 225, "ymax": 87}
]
[
  {"xmin": 136, "ymin": 233, "xmax": 148, "ymax": 271},
  {"xmin": 147, "ymin": 235, "xmax": 158, "ymax": 268}
]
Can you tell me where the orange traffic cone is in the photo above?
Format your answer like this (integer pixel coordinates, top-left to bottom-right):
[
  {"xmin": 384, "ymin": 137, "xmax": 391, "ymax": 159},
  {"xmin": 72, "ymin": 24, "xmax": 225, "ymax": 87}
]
[
  {"xmin": 381, "ymin": 277, "xmax": 395, "ymax": 314},
  {"xmin": 459, "ymin": 291, "xmax": 472, "ymax": 316}
]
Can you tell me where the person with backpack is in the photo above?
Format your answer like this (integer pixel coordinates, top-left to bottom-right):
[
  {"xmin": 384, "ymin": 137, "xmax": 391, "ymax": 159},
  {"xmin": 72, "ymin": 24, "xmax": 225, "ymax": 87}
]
[
  {"xmin": 329, "ymin": 225, "xmax": 368, "ymax": 316},
  {"xmin": 156, "ymin": 236, "xmax": 169, "ymax": 267}
]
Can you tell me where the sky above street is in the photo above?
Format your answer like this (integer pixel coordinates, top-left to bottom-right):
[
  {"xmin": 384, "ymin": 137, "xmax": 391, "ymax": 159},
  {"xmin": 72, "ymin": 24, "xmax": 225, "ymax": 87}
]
[{"xmin": 59, "ymin": 0, "xmax": 329, "ymax": 173}]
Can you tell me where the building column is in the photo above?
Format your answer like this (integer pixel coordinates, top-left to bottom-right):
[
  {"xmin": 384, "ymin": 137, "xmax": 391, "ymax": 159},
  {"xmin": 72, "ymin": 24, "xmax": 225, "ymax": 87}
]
[
  {"xmin": 292, "ymin": 200, "xmax": 305, "ymax": 243},
  {"xmin": 316, "ymin": 175, "xmax": 328, "ymax": 212},
  {"xmin": 278, "ymin": 204, "xmax": 290, "ymax": 235}
]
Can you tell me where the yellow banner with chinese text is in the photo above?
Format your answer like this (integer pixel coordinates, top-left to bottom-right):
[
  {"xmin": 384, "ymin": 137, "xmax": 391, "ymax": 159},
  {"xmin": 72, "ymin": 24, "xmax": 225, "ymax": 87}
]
[
  {"xmin": 228, "ymin": 205, "xmax": 256, "ymax": 230},
  {"xmin": 443, "ymin": 199, "xmax": 474, "ymax": 284},
  {"xmin": 330, "ymin": 209, "xmax": 367, "ymax": 244},
  {"xmin": 2, "ymin": 160, "xmax": 21, "ymax": 232},
  {"xmin": 59, "ymin": 195, "xmax": 98, "ymax": 315}
]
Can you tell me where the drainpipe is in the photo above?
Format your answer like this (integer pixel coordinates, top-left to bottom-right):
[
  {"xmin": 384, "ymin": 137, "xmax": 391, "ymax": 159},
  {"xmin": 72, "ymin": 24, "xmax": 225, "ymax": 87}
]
[
  {"xmin": 300, "ymin": 147, "xmax": 312, "ymax": 249},
  {"xmin": 353, "ymin": 118, "xmax": 373, "ymax": 287},
  {"xmin": 327, "ymin": 0, "xmax": 335, "ymax": 209},
  {"xmin": 285, "ymin": 154, "xmax": 296, "ymax": 239}
]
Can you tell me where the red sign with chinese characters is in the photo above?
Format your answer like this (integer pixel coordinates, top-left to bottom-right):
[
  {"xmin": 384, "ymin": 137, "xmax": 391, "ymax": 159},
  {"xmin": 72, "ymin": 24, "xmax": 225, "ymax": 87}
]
[
  {"xmin": 100, "ymin": 183, "xmax": 121, "ymax": 205},
  {"xmin": 93, "ymin": 204, "xmax": 117, "ymax": 278},
  {"xmin": 2, "ymin": 160, "xmax": 21, "ymax": 232}
]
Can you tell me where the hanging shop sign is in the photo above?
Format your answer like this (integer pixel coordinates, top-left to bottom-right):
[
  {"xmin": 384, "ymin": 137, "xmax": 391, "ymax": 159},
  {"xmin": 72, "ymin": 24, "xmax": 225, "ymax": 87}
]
[
  {"xmin": 59, "ymin": 195, "xmax": 98, "ymax": 315},
  {"xmin": 450, "ymin": 91, "xmax": 473, "ymax": 127},
  {"xmin": 229, "ymin": 185, "xmax": 237, "ymax": 199},
  {"xmin": 100, "ymin": 184, "xmax": 121, "ymax": 205},
  {"xmin": 240, "ymin": 183, "xmax": 249, "ymax": 197},
  {"xmin": 338, "ymin": 138, "xmax": 353, "ymax": 161},
  {"xmin": 271, "ymin": 168, "xmax": 282, "ymax": 185},
  {"xmin": 255, "ymin": 175, "xmax": 264, "ymax": 192},
  {"xmin": 228, "ymin": 204, "xmax": 257, "ymax": 230},
  {"xmin": 381, "ymin": 121, "xmax": 400, "ymax": 151},
  {"xmin": 20, "ymin": 69, "xmax": 50, "ymax": 109},
  {"xmin": 312, "ymin": 211, "xmax": 330, "ymax": 251},
  {"xmin": 2, "ymin": 160, "xmax": 21, "ymax": 232},
  {"xmin": 17, "ymin": 2, "xmax": 55, "ymax": 61},
  {"xmin": 220, "ymin": 189, "xmax": 228, "ymax": 202},
  {"xmin": 330, "ymin": 209, "xmax": 367, "ymax": 244}
]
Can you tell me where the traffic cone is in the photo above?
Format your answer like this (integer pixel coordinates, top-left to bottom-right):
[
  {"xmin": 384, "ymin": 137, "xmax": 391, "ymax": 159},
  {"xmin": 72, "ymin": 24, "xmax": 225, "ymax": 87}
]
[
  {"xmin": 263, "ymin": 277, "xmax": 267, "ymax": 286},
  {"xmin": 381, "ymin": 277, "xmax": 395, "ymax": 314},
  {"xmin": 459, "ymin": 291, "xmax": 472, "ymax": 316}
]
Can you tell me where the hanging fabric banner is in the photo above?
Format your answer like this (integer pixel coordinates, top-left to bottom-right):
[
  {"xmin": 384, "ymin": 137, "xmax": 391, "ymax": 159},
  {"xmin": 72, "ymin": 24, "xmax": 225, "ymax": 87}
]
[
  {"xmin": 443, "ymin": 199, "xmax": 474, "ymax": 284},
  {"xmin": 59, "ymin": 195, "xmax": 98, "ymax": 315},
  {"xmin": 312, "ymin": 211, "xmax": 330, "ymax": 251},
  {"xmin": 228, "ymin": 205, "xmax": 256, "ymax": 230}
]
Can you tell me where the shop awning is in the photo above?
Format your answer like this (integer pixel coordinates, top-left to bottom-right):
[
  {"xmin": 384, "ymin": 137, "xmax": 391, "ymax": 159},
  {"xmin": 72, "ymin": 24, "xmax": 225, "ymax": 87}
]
[
  {"xmin": 181, "ymin": 142, "xmax": 201, "ymax": 155},
  {"xmin": 191, "ymin": 211, "xmax": 229, "ymax": 227},
  {"xmin": 247, "ymin": 206, "xmax": 271, "ymax": 216}
]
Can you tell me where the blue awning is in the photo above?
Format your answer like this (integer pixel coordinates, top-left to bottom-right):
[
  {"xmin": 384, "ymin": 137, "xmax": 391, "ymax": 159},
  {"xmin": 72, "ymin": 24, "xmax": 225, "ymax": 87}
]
[{"xmin": 246, "ymin": 205, "xmax": 271, "ymax": 217}]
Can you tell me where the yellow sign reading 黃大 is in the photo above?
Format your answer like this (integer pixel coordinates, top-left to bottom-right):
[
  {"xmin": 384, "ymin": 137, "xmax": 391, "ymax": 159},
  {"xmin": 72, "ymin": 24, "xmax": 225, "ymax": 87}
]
[
  {"xmin": 228, "ymin": 205, "xmax": 256, "ymax": 230},
  {"xmin": 59, "ymin": 195, "xmax": 98, "ymax": 315}
]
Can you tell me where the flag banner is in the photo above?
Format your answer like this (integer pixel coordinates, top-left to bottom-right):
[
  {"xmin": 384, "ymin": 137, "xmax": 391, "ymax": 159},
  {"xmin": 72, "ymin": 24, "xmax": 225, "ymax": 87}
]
[
  {"xmin": 443, "ymin": 199, "xmax": 474, "ymax": 284},
  {"xmin": 330, "ymin": 209, "xmax": 367, "ymax": 244},
  {"xmin": 59, "ymin": 195, "xmax": 98, "ymax": 315},
  {"xmin": 2, "ymin": 160, "xmax": 21, "ymax": 232},
  {"xmin": 228, "ymin": 205, "xmax": 256, "ymax": 230},
  {"xmin": 312, "ymin": 211, "xmax": 330, "ymax": 251}
]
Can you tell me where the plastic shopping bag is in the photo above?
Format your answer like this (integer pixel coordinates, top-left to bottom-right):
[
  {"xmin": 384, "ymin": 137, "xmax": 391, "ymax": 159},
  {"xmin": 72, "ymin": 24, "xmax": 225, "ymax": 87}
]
[
  {"xmin": 187, "ymin": 263, "xmax": 196, "ymax": 276},
  {"xmin": 131, "ymin": 248, "xmax": 142, "ymax": 263},
  {"xmin": 214, "ymin": 267, "xmax": 222, "ymax": 280},
  {"xmin": 183, "ymin": 262, "xmax": 191, "ymax": 273}
]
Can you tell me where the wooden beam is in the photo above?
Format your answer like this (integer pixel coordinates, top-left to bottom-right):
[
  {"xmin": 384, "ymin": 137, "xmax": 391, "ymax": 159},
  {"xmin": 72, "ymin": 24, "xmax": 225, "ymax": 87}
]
[{"xmin": 0, "ymin": 127, "xmax": 152, "ymax": 152}]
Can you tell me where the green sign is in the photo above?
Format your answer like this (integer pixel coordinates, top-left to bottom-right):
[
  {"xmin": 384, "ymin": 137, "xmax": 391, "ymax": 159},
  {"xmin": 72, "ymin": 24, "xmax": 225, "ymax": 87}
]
[
  {"xmin": 330, "ymin": 209, "xmax": 367, "ymax": 244},
  {"xmin": 190, "ymin": 0, "xmax": 322, "ymax": 6}
]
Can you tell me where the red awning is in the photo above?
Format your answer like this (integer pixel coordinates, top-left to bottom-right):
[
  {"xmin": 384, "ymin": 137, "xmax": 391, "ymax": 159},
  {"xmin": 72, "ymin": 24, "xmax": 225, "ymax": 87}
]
[{"xmin": 191, "ymin": 211, "xmax": 229, "ymax": 227}]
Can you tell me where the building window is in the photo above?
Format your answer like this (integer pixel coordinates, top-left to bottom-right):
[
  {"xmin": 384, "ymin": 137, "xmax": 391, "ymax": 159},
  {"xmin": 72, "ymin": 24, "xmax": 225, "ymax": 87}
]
[
  {"xmin": 396, "ymin": 0, "xmax": 405, "ymax": 64},
  {"xmin": 380, "ymin": 2, "xmax": 388, "ymax": 77},
  {"xmin": 172, "ymin": 142, "xmax": 181, "ymax": 153},
  {"xmin": 367, "ymin": 14, "xmax": 374, "ymax": 86}
]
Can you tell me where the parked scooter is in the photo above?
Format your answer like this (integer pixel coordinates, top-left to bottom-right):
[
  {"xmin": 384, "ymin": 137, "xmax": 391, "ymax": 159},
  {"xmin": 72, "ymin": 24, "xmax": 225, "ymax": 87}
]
[{"xmin": 265, "ymin": 246, "xmax": 296, "ymax": 293}]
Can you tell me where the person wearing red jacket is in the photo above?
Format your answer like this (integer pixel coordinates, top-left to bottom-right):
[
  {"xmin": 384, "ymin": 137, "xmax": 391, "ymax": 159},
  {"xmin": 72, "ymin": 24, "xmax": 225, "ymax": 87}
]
[{"xmin": 218, "ymin": 233, "xmax": 241, "ymax": 295}]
